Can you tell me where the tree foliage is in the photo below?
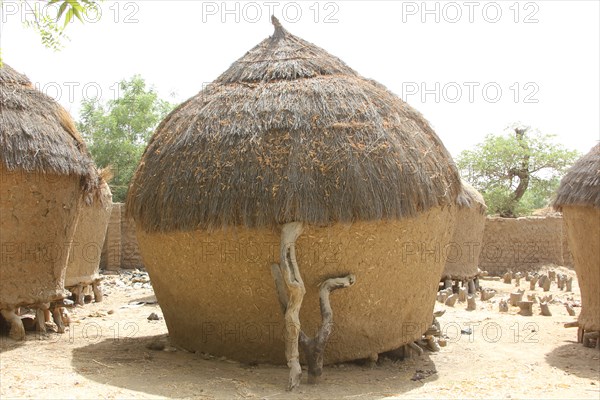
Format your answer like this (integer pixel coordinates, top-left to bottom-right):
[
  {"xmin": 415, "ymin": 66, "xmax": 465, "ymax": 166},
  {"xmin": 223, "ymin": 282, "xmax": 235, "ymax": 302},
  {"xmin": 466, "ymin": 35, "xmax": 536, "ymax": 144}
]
[
  {"xmin": 78, "ymin": 76, "xmax": 174, "ymax": 202},
  {"xmin": 1, "ymin": 0, "xmax": 100, "ymax": 65},
  {"xmin": 457, "ymin": 126, "xmax": 580, "ymax": 217}
]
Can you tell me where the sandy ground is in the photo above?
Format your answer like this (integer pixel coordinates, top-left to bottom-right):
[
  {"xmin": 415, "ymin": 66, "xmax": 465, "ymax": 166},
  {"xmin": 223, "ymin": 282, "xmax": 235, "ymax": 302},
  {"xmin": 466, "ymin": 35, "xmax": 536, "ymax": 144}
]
[{"xmin": 1, "ymin": 266, "xmax": 599, "ymax": 400}]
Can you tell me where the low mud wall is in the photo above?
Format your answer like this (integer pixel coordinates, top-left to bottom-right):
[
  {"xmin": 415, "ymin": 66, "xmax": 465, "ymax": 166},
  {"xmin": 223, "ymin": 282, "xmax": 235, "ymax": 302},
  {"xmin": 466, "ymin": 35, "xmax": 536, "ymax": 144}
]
[{"xmin": 478, "ymin": 216, "xmax": 572, "ymax": 275}]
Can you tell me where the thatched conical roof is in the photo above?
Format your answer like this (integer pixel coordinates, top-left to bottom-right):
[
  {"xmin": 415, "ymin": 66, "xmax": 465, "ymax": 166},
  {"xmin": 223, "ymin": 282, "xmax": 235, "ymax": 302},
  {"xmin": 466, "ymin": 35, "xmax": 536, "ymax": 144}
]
[
  {"xmin": 0, "ymin": 63, "xmax": 98, "ymax": 195},
  {"xmin": 128, "ymin": 18, "xmax": 461, "ymax": 232},
  {"xmin": 553, "ymin": 144, "xmax": 600, "ymax": 210}
]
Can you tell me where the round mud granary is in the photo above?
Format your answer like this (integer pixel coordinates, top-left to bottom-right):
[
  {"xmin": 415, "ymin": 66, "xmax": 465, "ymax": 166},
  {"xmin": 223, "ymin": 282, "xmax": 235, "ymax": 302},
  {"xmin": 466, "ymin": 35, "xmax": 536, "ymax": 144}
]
[
  {"xmin": 553, "ymin": 144, "xmax": 600, "ymax": 346},
  {"xmin": 65, "ymin": 175, "xmax": 113, "ymax": 305},
  {"xmin": 0, "ymin": 64, "xmax": 98, "ymax": 339},
  {"xmin": 127, "ymin": 19, "xmax": 462, "ymax": 381},
  {"xmin": 441, "ymin": 181, "xmax": 487, "ymax": 283}
]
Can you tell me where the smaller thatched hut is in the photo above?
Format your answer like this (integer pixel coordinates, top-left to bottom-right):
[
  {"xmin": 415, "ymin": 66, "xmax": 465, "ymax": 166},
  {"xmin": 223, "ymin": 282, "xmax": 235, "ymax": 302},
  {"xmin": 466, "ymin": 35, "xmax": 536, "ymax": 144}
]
[
  {"xmin": 553, "ymin": 144, "xmax": 600, "ymax": 347},
  {"xmin": 0, "ymin": 64, "xmax": 98, "ymax": 339},
  {"xmin": 65, "ymin": 172, "xmax": 113, "ymax": 304},
  {"xmin": 441, "ymin": 181, "xmax": 487, "ymax": 291}
]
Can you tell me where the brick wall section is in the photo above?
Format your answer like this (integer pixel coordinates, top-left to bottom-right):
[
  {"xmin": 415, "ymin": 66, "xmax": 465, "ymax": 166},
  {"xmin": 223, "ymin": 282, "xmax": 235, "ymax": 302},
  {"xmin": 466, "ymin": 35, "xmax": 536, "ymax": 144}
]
[
  {"xmin": 121, "ymin": 206, "xmax": 144, "ymax": 269},
  {"xmin": 479, "ymin": 216, "xmax": 573, "ymax": 275},
  {"xmin": 100, "ymin": 202, "xmax": 143, "ymax": 270},
  {"xmin": 101, "ymin": 204, "xmax": 573, "ymax": 274},
  {"xmin": 100, "ymin": 203, "xmax": 121, "ymax": 271}
]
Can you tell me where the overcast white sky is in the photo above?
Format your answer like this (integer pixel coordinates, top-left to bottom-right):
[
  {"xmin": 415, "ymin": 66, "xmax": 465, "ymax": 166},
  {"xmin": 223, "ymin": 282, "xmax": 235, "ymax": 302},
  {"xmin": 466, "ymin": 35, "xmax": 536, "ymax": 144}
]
[{"xmin": 1, "ymin": 0, "xmax": 598, "ymax": 157}]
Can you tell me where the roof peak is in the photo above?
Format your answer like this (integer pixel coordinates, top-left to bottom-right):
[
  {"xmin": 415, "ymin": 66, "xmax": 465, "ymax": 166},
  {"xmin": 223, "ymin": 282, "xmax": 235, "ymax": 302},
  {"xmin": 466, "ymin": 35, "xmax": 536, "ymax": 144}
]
[
  {"xmin": 216, "ymin": 15, "xmax": 357, "ymax": 83},
  {"xmin": 271, "ymin": 15, "xmax": 287, "ymax": 40}
]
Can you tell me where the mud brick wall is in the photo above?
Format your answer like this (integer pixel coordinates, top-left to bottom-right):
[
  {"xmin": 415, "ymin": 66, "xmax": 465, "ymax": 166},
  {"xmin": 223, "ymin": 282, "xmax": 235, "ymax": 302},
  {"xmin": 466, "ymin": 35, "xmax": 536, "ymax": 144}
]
[
  {"xmin": 100, "ymin": 203, "xmax": 143, "ymax": 270},
  {"xmin": 100, "ymin": 203, "xmax": 121, "ymax": 271},
  {"xmin": 479, "ymin": 216, "xmax": 573, "ymax": 276},
  {"xmin": 120, "ymin": 206, "xmax": 144, "ymax": 269}
]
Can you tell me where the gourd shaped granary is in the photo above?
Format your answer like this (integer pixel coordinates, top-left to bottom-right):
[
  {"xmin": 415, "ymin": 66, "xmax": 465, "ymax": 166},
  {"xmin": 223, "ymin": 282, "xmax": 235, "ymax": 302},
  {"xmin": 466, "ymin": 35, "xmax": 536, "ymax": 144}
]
[
  {"xmin": 553, "ymin": 144, "xmax": 600, "ymax": 346},
  {"xmin": 0, "ymin": 63, "xmax": 99, "ymax": 339},
  {"xmin": 128, "ymin": 18, "xmax": 462, "ymax": 385},
  {"xmin": 65, "ymin": 174, "xmax": 113, "ymax": 305}
]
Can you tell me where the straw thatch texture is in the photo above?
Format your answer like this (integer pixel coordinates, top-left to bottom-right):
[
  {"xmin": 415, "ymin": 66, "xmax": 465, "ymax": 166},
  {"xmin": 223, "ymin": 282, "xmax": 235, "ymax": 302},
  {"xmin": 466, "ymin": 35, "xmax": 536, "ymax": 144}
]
[
  {"xmin": 0, "ymin": 64, "xmax": 98, "ymax": 309},
  {"xmin": 136, "ymin": 206, "xmax": 456, "ymax": 364},
  {"xmin": 554, "ymin": 145, "xmax": 600, "ymax": 331},
  {"xmin": 553, "ymin": 144, "xmax": 599, "ymax": 210},
  {"xmin": 65, "ymin": 179, "xmax": 113, "ymax": 287},
  {"xmin": 127, "ymin": 20, "xmax": 461, "ymax": 232},
  {"xmin": 0, "ymin": 64, "xmax": 98, "ymax": 196},
  {"xmin": 442, "ymin": 181, "xmax": 487, "ymax": 280}
]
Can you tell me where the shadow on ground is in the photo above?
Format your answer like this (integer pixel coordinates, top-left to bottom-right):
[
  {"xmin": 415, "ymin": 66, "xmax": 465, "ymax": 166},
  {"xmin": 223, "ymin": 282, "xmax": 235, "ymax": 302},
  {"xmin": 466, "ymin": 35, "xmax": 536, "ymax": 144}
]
[
  {"xmin": 0, "ymin": 336, "xmax": 24, "ymax": 354},
  {"xmin": 0, "ymin": 316, "xmax": 25, "ymax": 354},
  {"xmin": 130, "ymin": 294, "xmax": 158, "ymax": 304},
  {"xmin": 545, "ymin": 342, "xmax": 600, "ymax": 380},
  {"xmin": 72, "ymin": 334, "xmax": 437, "ymax": 399}
]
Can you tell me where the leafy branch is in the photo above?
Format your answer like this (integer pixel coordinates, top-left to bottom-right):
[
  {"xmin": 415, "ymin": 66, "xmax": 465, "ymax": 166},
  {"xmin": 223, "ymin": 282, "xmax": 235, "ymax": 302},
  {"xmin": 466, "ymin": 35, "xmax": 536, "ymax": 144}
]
[{"xmin": 1, "ymin": 0, "xmax": 101, "ymax": 64}]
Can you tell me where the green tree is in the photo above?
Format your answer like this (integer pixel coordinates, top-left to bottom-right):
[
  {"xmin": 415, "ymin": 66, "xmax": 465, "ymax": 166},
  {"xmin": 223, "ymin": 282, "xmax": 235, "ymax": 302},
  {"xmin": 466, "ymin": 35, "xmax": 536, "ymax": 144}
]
[
  {"xmin": 1, "ymin": 0, "xmax": 100, "ymax": 65},
  {"xmin": 78, "ymin": 75, "xmax": 174, "ymax": 202},
  {"xmin": 457, "ymin": 125, "xmax": 579, "ymax": 217}
]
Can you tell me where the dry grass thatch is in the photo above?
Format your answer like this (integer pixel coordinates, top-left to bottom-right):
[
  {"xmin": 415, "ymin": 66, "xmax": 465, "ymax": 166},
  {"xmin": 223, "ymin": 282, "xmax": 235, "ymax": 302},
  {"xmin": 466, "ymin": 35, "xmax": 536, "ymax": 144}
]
[
  {"xmin": 553, "ymin": 144, "xmax": 600, "ymax": 210},
  {"xmin": 0, "ymin": 63, "xmax": 98, "ymax": 197},
  {"xmin": 127, "ymin": 17, "xmax": 461, "ymax": 232},
  {"xmin": 455, "ymin": 181, "xmax": 487, "ymax": 215}
]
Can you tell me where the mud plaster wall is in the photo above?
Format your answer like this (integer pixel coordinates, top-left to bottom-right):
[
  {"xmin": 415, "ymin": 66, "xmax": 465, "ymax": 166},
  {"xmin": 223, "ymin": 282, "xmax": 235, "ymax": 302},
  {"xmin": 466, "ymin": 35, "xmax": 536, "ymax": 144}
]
[
  {"xmin": 479, "ymin": 216, "xmax": 573, "ymax": 276},
  {"xmin": 65, "ymin": 186, "xmax": 112, "ymax": 287},
  {"xmin": 135, "ymin": 206, "xmax": 457, "ymax": 365},
  {"xmin": 442, "ymin": 207, "xmax": 486, "ymax": 280},
  {"xmin": 0, "ymin": 166, "xmax": 81, "ymax": 308},
  {"xmin": 104, "ymin": 205, "xmax": 573, "ymax": 277},
  {"xmin": 561, "ymin": 206, "xmax": 599, "ymax": 331}
]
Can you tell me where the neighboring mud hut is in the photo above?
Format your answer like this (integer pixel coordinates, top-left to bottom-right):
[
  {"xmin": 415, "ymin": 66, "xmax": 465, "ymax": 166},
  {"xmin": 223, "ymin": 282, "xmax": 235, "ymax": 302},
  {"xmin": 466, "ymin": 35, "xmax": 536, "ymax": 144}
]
[
  {"xmin": 553, "ymin": 144, "xmax": 600, "ymax": 347},
  {"xmin": 441, "ymin": 181, "xmax": 487, "ymax": 290},
  {"xmin": 128, "ymin": 18, "xmax": 461, "ymax": 387},
  {"xmin": 0, "ymin": 64, "xmax": 98, "ymax": 339},
  {"xmin": 65, "ymin": 173, "xmax": 113, "ymax": 304}
]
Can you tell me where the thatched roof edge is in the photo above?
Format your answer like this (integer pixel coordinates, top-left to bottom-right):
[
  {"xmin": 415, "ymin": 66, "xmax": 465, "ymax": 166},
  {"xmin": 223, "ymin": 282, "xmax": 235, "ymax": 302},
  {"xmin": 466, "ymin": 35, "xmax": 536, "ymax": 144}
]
[
  {"xmin": 553, "ymin": 144, "xmax": 600, "ymax": 210},
  {"xmin": 455, "ymin": 181, "xmax": 487, "ymax": 215},
  {"xmin": 0, "ymin": 63, "xmax": 99, "ymax": 199}
]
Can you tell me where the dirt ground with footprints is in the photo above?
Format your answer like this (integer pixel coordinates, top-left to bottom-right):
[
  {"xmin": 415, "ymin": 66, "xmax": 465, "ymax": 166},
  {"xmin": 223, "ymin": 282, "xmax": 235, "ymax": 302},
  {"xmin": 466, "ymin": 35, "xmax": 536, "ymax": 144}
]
[{"xmin": 1, "ymin": 266, "xmax": 599, "ymax": 399}]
